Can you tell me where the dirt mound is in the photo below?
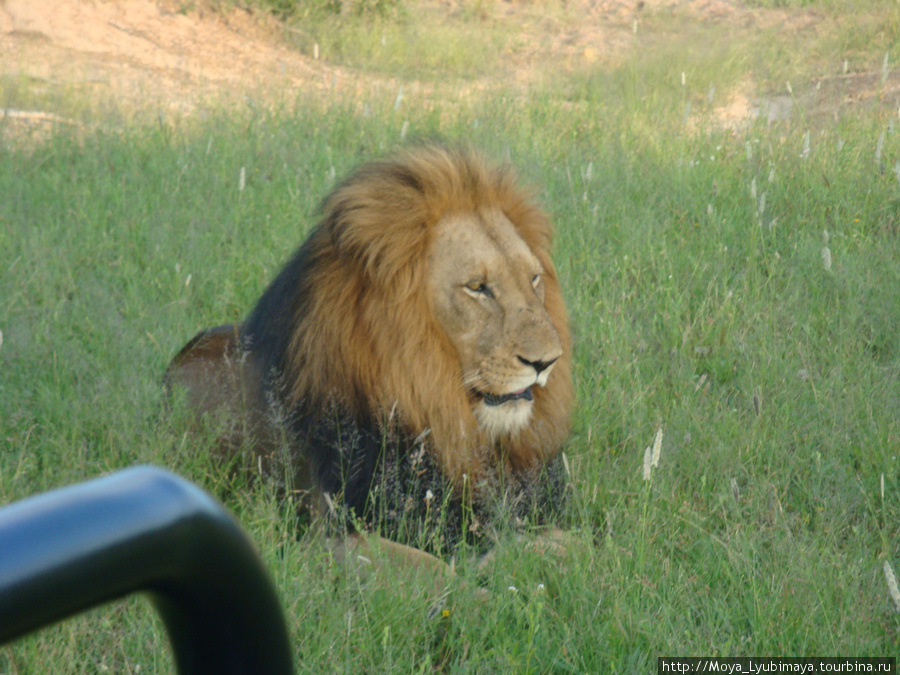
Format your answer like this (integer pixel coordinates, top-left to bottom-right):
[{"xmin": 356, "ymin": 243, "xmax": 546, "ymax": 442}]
[
  {"xmin": 0, "ymin": 0, "xmax": 762, "ymax": 118},
  {"xmin": 0, "ymin": 0, "xmax": 338, "ymax": 121},
  {"xmin": 2, "ymin": 0, "xmax": 891, "ymax": 135}
]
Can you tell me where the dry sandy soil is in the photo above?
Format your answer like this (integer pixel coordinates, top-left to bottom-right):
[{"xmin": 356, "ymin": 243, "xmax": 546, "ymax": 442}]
[{"xmin": 0, "ymin": 0, "xmax": 896, "ymax": 132}]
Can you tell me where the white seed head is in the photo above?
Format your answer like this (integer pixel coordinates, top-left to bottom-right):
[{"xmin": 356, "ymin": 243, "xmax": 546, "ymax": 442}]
[
  {"xmin": 883, "ymin": 560, "xmax": 900, "ymax": 613},
  {"xmin": 651, "ymin": 428, "xmax": 663, "ymax": 468}
]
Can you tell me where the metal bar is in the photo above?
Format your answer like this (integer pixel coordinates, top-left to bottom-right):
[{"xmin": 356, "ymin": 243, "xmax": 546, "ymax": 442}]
[{"xmin": 0, "ymin": 466, "xmax": 294, "ymax": 675}]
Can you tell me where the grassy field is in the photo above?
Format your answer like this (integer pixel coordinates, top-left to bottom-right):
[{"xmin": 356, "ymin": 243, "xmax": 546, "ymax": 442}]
[{"xmin": 2, "ymin": 0, "xmax": 900, "ymax": 671}]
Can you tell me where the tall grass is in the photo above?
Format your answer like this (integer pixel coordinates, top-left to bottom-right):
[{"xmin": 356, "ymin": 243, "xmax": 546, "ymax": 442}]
[{"xmin": 2, "ymin": 2, "xmax": 900, "ymax": 671}]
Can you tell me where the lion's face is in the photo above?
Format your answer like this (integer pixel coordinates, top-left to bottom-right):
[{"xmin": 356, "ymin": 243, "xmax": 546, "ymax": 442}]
[{"xmin": 428, "ymin": 208, "xmax": 563, "ymax": 439}]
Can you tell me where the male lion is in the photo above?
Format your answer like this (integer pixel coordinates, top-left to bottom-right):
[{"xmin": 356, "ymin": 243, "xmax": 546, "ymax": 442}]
[{"xmin": 165, "ymin": 145, "xmax": 574, "ymax": 571}]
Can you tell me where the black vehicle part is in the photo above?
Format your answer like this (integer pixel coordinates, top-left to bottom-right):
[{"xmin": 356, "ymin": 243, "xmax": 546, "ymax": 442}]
[{"xmin": 0, "ymin": 465, "xmax": 294, "ymax": 675}]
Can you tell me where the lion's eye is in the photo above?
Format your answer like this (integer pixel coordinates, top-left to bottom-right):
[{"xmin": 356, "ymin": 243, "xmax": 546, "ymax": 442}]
[
  {"xmin": 465, "ymin": 281, "xmax": 493, "ymax": 298},
  {"xmin": 531, "ymin": 273, "xmax": 542, "ymax": 288}
]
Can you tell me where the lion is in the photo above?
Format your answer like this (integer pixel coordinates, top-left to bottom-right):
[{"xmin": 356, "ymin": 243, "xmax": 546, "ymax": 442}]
[{"xmin": 165, "ymin": 145, "xmax": 574, "ymax": 573}]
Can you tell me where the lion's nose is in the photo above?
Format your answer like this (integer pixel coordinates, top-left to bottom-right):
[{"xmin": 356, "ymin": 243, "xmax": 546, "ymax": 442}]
[{"xmin": 516, "ymin": 354, "xmax": 559, "ymax": 375}]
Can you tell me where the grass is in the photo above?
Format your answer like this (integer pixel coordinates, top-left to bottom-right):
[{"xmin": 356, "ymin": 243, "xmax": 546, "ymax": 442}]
[{"xmin": 3, "ymin": 0, "xmax": 900, "ymax": 671}]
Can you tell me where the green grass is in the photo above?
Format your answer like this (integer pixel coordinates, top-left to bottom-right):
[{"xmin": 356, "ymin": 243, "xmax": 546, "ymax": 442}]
[{"xmin": 3, "ymin": 1, "xmax": 900, "ymax": 671}]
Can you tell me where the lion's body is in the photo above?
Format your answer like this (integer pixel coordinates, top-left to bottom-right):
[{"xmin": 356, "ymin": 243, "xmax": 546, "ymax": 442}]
[{"xmin": 166, "ymin": 146, "xmax": 573, "ymax": 552}]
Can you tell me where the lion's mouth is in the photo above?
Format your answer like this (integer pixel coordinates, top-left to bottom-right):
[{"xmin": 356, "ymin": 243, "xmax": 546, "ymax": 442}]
[{"xmin": 482, "ymin": 387, "xmax": 534, "ymax": 407}]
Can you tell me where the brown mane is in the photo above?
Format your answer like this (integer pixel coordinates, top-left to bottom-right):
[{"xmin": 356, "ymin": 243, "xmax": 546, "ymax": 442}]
[{"xmin": 273, "ymin": 145, "xmax": 573, "ymax": 487}]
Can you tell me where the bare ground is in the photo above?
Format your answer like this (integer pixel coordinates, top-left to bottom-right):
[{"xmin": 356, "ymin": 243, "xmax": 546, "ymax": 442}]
[{"xmin": 1, "ymin": 0, "xmax": 897, "ymax": 135}]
